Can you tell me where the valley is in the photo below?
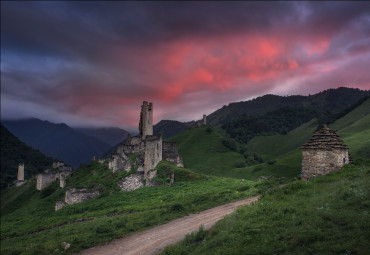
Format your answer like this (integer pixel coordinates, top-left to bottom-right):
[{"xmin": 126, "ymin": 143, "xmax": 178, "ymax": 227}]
[{"xmin": 1, "ymin": 88, "xmax": 369, "ymax": 255}]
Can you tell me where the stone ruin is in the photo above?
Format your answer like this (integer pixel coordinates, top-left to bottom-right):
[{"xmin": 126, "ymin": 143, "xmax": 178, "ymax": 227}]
[
  {"xmin": 107, "ymin": 101, "xmax": 183, "ymax": 191},
  {"xmin": 55, "ymin": 101, "xmax": 184, "ymax": 210},
  {"xmin": 197, "ymin": 114, "xmax": 207, "ymax": 127},
  {"xmin": 36, "ymin": 162, "xmax": 72, "ymax": 190},
  {"xmin": 14, "ymin": 163, "xmax": 27, "ymax": 187},
  {"xmin": 189, "ymin": 114, "xmax": 207, "ymax": 128},
  {"xmin": 55, "ymin": 187, "xmax": 100, "ymax": 211},
  {"xmin": 301, "ymin": 125, "xmax": 350, "ymax": 180}
]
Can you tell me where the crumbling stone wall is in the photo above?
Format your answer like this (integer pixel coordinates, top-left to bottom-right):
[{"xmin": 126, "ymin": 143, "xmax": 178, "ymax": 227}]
[
  {"xmin": 139, "ymin": 101, "xmax": 153, "ymax": 140},
  {"xmin": 144, "ymin": 134, "xmax": 162, "ymax": 178},
  {"xmin": 117, "ymin": 174, "xmax": 144, "ymax": 191},
  {"xmin": 162, "ymin": 142, "xmax": 184, "ymax": 167},
  {"xmin": 37, "ymin": 172, "xmax": 59, "ymax": 190},
  {"xmin": 37, "ymin": 170, "xmax": 72, "ymax": 190},
  {"xmin": 301, "ymin": 126, "xmax": 350, "ymax": 180},
  {"xmin": 65, "ymin": 188, "xmax": 100, "ymax": 204},
  {"xmin": 56, "ymin": 187, "xmax": 100, "ymax": 211},
  {"xmin": 108, "ymin": 154, "xmax": 124, "ymax": 173}
]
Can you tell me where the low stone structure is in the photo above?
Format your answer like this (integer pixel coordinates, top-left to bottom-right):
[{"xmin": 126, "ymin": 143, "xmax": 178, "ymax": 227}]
[
  {"xmin": 55, "ymin": 187, "xmax": 100, "ymax": 211},
  {"xmin": 65, "ymin": 188, "xmax": 100, "ymax": 204},
  {"xmin": 301, "ymin": 125, "xmax": 350, "ymax": 180}
]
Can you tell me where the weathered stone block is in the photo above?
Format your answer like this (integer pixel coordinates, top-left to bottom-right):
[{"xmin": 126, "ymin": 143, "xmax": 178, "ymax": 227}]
[{"xmin": 118, "ymin": 174, "xmax": 144, "ymax": 192}]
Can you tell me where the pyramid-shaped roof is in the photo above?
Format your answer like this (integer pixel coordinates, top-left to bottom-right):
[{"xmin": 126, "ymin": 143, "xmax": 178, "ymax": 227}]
[{"xmin": 302, "ymin": 125, "xmax": 348, "ymax": 150}]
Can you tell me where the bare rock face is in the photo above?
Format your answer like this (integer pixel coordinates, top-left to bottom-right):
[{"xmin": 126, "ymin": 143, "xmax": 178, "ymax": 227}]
[{"xmin": 118, "ymin": 174, "xmax": 144, "ymax": 191}]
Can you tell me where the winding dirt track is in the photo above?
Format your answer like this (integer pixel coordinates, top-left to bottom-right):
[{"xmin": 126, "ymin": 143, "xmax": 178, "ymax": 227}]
[{"xmin": 78, "ymin": 196, "xmax": 259, "ymax": 255}]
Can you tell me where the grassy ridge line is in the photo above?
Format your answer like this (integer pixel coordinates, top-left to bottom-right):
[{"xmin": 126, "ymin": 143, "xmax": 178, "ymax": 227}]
[
  {"xmin": 330, "ymin": 98, "xmax": 370, "ymax": 132},
  {"xmin": 162, "ymin": 164, "xmax": 370, "ymax": 255}
]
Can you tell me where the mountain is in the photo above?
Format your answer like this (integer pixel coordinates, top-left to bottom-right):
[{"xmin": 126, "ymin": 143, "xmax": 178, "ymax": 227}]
[
  {"xmin": 154, "ymin": 87, "xmax": 370, "ymax": 139},
  {"xmin": 207, "ymin": 87, "xmax": 370, "ymax": 126},
  {"xmin": 169, "ymin": 96, "xmax": 370, "ymax": 180},
  {"xmin": 154, "ymin": 120, "xmax": 191, "ymax": 140},
  {"xmin": 0, "ymin": 124, "xmax": 55, "ymax": 188},
  {"xmin": 75, "ymin": 127, "xmax": 129, "ymax": 146},
  {"xmin": 2, "ymin": 119, "xmax": 111, "ymax": 168}
]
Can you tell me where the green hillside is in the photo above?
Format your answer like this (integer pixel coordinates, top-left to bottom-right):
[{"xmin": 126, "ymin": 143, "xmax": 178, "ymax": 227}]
[
  {"xmin": 330, "ymin": 98, "xmax": 370, "ymax": 164},
  {"xmin": 168, "ymin": 126, "xmax": 246, "ymax": 176},
  {"xmin": 0, "ymin": 124, "xmax": 55, "ymax": 189},
  {"xmin": 162, "ymin": 164, "xmax": 370, "ymax": 255},
  {"xmin": 0, "ymin": 161, "xmax": 262, "ymax": 255}
]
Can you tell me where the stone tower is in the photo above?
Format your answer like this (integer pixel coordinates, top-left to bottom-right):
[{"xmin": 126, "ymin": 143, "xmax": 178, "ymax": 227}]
[
  {"xmin": 301, "ymin": 125, "xmax": 350, "ymax": 180},
  {"xmin": 17, "ymin": 163, "xmax": 24, "ymax": 181},
  {"xmin": 139, "ymin": 101, "xmax": 153, "ymax": 140}
]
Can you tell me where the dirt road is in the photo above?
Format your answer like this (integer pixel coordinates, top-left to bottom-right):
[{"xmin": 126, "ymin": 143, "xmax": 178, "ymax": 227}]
[{"xmin": 78, "ymin": 196, "xmax": 259, "ymax": 255}]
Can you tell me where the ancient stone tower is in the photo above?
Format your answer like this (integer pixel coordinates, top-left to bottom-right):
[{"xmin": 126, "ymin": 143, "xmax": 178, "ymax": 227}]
[
  {"xmin": 301, "ymin": 125, "xmax": 350, "ymax": 180},
  {"xmin": 139, "ymin": 101, "xmax": 153, "ymax": 139},
  {"xmin": 17, "ymin": 163, "xmax": 24, "ymax": 181}
]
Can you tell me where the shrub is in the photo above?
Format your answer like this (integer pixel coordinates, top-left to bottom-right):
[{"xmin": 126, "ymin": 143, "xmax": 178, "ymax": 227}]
[
  {"xmin": 234, "ymin": 160, "xmax": 246, "ymax": 168},
  {"xmin": 205, "ymin": 127, "xmax": 213, "ymax": 133},
  {"xmin": 222, "ymin": 139, "xmax": 237, "ymax": 151}
]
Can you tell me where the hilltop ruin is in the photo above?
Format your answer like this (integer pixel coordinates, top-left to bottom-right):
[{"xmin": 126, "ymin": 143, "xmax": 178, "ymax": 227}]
[
  {"xmin": 107, "ymin": 101, "xmax": 183, "ymax": 190},
  {"xmin": 301, "ymin": 125, "xmax": 350, "ymax": 180}
]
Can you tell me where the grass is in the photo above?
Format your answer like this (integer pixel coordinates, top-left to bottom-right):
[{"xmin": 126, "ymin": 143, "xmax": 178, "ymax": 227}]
[
  {"xmin": 162, "ymin": 164, "xmax": 370, "ymax": 255},
  {"xmin": 0, "ymin": 161, "xmax": 266, "ymax": 255},
  {"xmin": 168, "ymin": 126, "xmax": 245, "ymax": 176},
  {"xmin": 246, "ymin": 119, "xmax": 317, "ymax": 160}
]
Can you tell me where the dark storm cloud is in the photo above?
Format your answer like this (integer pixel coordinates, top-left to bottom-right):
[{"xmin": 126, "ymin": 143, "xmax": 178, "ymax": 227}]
[{"xmin": 1, "ymin": 1, "xmax": 370, "ymax": 129}]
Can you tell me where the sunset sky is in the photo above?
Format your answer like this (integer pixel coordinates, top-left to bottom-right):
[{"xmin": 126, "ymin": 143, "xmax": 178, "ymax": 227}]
[{"xmin": 1, "ymin": 1, "xmax": 370, "ymax": 132}]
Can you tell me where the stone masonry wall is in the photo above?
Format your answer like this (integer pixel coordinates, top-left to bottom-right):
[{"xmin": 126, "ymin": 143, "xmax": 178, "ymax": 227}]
[
  {"xmin": 139, "ymin": 101, "xmax": 153, "ymax": 139},
  {"xmin": 144, "ymin": 134, "xmax": 162, "ymax": 178},
  {"xmin": 37, "ymin": 171, "xmax": 72, "ymax": 190},
  {"xmin": 301, "ymin": 149, "xmax": 349, "ymax": 179},
  {"xmin": 162, "ymin": 142, "xmax": 184, "ymax": 167},
  {"xmin": 65, "ymin": 188, "xmax": 100, "ymax": 205},
  {"xmin": 36, "ymin": 172, "xmax": 59, "ymax": 190}
]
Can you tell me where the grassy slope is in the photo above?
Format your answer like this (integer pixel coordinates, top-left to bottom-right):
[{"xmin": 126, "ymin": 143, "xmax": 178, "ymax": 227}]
[
  {"xmin": 330, "ymin": 98, "xmax": 370, "ymax": 164},
  {"xmin": 168, "ymin": 127, "xmax": 245, "ymax": 176},
  {"xmin": 1, "ymin": 161, "xmax": 263, "ymax": 255},
  {"xmin": 162, "ymin": 164, "xmax": 370, "ymax": 255}
]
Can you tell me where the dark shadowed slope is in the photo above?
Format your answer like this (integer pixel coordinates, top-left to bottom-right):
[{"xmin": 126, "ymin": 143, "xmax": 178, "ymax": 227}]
[
  {"xmin": 207, "ymin": 87, "xmax": 370, "ymax": 126},
  {"xmin": 0, "ymin": 124, "xmax": 55, "ymax": 188},
  {"xmin": 75, "ymin": 127, "xmax": 129, "ymax": 146},
  {"xmin": 2, "ymin": 119, "xmax": 110, "ymax": 168}
]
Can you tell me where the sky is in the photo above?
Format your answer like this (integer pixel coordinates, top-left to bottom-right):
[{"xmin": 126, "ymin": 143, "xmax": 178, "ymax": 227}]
[{"xmin": 1, "ymin": 1, "xmax": 370, "ymax": 132}]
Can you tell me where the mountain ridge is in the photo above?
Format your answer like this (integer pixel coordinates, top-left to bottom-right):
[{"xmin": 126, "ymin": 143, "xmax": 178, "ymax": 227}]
[{"xmin": 2, "ymin": 119, "xmax": 111, "ymax": 168}]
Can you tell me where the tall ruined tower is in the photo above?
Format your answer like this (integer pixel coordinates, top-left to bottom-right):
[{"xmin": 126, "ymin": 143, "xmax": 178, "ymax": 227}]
[
  {"xmin": 139, "ymin": 101, "xmax": 153, "ymax": 140},
  {"xmin": 17, "ymin": 163, "xmax": 24, "ymax": 181}
]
